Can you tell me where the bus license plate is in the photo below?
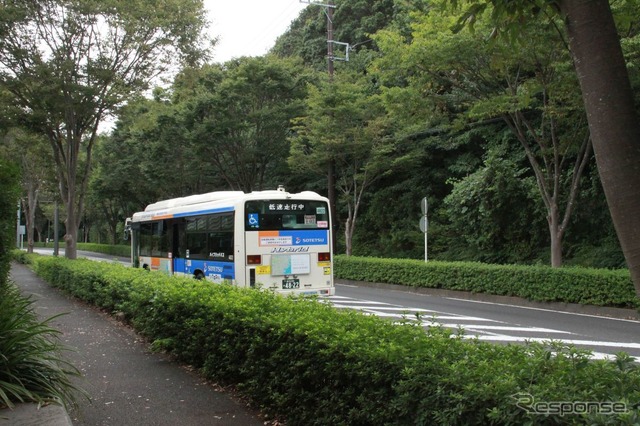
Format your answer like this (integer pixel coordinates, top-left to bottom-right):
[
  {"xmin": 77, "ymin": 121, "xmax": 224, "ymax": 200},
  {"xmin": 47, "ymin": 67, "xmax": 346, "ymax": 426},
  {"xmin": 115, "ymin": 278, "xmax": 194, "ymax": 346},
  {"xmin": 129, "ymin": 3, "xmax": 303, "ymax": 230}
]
[{"xmin": 282, "ymin": 279, "xmax": 300, "ymax": 289}]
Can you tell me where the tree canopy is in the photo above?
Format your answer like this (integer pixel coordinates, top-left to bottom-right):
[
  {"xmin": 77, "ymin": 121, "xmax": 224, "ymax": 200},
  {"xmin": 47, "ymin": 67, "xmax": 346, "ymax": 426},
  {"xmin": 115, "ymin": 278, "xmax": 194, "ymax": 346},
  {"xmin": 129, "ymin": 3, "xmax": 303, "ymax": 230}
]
[
  {"xmin": 1, "ymin": 0, "xmax": 637, "ymax": 282},
  {"xmin": 447, "ymin": 0, "xmax": 640, "ymax": 298},
  {"xmin": 0, "ymin": 0, "xmax": 213, "ymax": 258}
]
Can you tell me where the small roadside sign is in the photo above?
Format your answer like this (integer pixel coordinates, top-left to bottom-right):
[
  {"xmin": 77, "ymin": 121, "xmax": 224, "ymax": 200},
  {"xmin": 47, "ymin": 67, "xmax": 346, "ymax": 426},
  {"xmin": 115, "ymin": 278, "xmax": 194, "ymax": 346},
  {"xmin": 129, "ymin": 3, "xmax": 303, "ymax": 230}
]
[{"xmin": 419, "ymin": 216, "xmax": 428, "ymax": 233}]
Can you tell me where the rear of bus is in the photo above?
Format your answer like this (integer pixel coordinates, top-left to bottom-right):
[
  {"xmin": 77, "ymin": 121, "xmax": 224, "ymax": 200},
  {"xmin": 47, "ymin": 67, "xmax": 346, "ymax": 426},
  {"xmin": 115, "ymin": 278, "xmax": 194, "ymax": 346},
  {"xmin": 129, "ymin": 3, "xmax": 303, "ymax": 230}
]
[{"xmin": 243, "ymin": 193, "xmax": 335, "ymax": 296}]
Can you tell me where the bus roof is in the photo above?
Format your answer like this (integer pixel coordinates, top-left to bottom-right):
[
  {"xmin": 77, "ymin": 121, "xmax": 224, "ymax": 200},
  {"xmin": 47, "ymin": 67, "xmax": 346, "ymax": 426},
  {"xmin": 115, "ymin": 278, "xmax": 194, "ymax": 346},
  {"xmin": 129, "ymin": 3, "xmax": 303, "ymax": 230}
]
[
  {"xmin": 132, "ymin": 188, "xmax": 327, "ymax": 222},
  {"xmin": 144, "ymin": 191, "xmax": 244, "ymax": 212}
]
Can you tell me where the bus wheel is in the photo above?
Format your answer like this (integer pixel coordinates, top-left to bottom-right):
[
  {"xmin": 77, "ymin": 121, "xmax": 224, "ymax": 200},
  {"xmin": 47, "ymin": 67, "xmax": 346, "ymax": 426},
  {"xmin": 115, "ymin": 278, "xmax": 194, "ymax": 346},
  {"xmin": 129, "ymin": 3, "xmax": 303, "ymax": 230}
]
[
  {"xmin": 194, "ymin": 271, "xmax": 205, "ymax": 280},
  {"xmin": 143, "ymin": 264, "xmax": 150, "ymax": 271}
]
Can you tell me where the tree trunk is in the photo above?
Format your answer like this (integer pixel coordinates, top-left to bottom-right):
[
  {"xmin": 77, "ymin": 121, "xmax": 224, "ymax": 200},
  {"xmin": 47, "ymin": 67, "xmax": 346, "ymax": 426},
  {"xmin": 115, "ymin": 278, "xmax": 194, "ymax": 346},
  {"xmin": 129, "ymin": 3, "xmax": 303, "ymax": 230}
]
[
  {"xmin": 64, "ymin": 167, "xmax": 78, "ymax": 260},
  {"xmin": 65, "ymin": 212, "xmax": 78, "ymax": 259},
  {"xmin": 560, "ymin": 0, "xmax": 640, "ymax": 297},
  {"xmin": 344, "ymin": 204, "xmax": 353, "ymax": 256},
  {"xmin": 328, "ymin": 161, "xmax": 338, "ymax": 252},
  {"xmin": 548, "ymin": 205, "xmax": 563, "ymax": 268},
  {"xmin": 22, "ymin": 188, "xmax": 37, "ymax": 254}
]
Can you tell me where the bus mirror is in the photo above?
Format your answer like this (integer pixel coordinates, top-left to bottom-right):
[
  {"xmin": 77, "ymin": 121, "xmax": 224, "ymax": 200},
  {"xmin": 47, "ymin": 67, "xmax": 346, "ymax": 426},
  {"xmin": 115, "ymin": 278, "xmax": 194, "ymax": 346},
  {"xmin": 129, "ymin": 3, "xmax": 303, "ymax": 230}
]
[{"xmin": 124, "ymin": 218, "xmax": 132, "ymax": 241}]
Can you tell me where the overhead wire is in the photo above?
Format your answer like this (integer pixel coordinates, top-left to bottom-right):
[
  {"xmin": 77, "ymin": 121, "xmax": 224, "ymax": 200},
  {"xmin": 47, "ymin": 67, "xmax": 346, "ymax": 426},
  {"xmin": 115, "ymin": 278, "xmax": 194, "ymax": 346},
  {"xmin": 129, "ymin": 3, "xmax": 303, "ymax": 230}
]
[{"xmin": 244, "ymin": 0, "xmax": 308, "ymax": 55}]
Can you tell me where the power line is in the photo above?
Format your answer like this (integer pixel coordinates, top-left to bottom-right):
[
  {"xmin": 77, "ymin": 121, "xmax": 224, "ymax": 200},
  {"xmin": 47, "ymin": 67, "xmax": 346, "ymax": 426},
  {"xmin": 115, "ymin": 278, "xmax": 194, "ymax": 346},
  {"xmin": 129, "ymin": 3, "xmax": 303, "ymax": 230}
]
[{"xmin": 245, "ymin": 0, "xmax": 308, "ymax": 55}]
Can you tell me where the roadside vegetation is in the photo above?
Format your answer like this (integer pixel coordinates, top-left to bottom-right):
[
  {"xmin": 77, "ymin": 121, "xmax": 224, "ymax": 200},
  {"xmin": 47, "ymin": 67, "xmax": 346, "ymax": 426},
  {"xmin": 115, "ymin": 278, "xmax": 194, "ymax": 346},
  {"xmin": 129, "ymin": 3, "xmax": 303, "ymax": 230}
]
[
  {"xmin": 5, "ymin": 0, "xmax": 638, "ymax": 277},
  {"xmin": 0, "ymin": 159, "xmax": 82, "ymax": 410},
  {"xmin": 36, "ymin": 243, "xmax": 639, "ymax": 310},
  {"xmin": 15, "ymin": 253, "xmax": 640, "ymax": 425},
  {"xmin": 335, "ymin": 255, "xmax": 639, "ymax": 309},
  {"xmin": 3, "ymin": 0, "xmax": 640, "ymax": 421},
  {"xmin": 0, "ymin": 283, "xmax": 83, "ymax": 409}
]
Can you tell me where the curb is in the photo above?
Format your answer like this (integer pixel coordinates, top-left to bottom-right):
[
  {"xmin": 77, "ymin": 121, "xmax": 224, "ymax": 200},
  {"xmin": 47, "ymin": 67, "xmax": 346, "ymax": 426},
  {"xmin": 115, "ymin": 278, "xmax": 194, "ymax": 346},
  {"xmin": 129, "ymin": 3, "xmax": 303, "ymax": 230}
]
[{"xmin": 0, "ymin": 403, "xmax": 72, "ymax": 426}]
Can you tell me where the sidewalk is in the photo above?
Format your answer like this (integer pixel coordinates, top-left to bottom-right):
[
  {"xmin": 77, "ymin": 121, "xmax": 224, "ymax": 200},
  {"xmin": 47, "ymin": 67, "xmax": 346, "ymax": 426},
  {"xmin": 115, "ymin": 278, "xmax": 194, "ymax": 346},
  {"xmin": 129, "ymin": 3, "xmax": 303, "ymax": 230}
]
[{"xmin": 6, "ymin": 263, "xmax": 265, "ymax": 426}]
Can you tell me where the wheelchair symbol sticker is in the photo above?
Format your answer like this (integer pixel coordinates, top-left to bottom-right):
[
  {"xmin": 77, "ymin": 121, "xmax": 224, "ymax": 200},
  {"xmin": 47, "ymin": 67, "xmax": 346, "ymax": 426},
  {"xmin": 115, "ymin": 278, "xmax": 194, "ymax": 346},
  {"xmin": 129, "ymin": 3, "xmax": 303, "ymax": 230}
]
[{"xmin": 248, "ymin": 213, "xmax": 259, "ymax": 227}]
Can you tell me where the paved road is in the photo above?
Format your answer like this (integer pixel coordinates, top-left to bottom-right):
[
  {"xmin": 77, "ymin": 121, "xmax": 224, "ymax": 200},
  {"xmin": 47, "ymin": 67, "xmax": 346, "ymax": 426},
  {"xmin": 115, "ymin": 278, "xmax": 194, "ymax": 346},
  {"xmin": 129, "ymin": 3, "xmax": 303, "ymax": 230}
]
[
  {"xmin": 11, "ymin": 263, "xmax": 264, "ymax": 426},
  {"xmin": 330, "ymin": 283, "xmax": 640, "ymax": 362}
]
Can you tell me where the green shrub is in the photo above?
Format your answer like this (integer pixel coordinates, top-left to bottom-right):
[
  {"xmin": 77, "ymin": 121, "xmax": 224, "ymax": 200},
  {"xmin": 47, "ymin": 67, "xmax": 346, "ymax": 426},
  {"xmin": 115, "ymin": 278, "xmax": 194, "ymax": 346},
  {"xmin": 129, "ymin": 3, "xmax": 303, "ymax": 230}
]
[
  {"xmin": 25, "ymin": 255, "xmax": 640, "ymax": 424},
  {"xmin": 0, "ymin": 162, "xmax": 83, "ymax": 410},
  {"xmin": 0, "ymin": 282, "xmax": 85, "ymax": 409},
  {"xmin": 10, "ymin": 249, "xmax": 32, "ymax": 265},
  {"xmin": 335, "ymin": 255, "xmax": 639, "ymax": 309},
  {"xmin": 33, "ymin": 242, "xmax": 131, "ymax": 258},
  {"xmin": 61, "ymin": 244, "xmax": 639, "ymax": 309},
  {"xmin": 76, "ymin": 243, "xmax": 131, "ymax": 258},
  {"xmin": 0, "ymin": 160, "xmax": 20, "ymax": 286}
]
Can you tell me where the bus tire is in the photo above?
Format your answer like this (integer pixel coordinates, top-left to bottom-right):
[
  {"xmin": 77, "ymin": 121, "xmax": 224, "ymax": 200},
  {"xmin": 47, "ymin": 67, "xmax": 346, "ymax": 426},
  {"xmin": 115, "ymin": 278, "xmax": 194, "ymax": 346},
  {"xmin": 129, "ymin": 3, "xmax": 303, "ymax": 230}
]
[{"xmin": 194, "ymin": 271, "xmax": 205, "ymax": 280}]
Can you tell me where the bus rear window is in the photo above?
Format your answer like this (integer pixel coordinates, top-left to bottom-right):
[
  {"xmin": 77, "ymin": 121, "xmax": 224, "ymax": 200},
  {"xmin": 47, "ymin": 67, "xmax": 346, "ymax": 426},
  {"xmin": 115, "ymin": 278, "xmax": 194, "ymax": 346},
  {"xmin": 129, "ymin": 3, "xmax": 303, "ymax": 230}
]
[{"xmin": 245, "ymin": 200, "xmax": 329, "ymax": 231}]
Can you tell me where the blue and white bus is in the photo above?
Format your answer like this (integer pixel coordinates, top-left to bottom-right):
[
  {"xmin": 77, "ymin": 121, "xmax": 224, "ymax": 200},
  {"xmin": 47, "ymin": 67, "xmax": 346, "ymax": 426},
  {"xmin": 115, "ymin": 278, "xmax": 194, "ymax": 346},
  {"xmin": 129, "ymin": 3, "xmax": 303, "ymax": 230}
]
[{"xmin": 125, "ymin": 187, "xmax": 335, "ymax": 296}]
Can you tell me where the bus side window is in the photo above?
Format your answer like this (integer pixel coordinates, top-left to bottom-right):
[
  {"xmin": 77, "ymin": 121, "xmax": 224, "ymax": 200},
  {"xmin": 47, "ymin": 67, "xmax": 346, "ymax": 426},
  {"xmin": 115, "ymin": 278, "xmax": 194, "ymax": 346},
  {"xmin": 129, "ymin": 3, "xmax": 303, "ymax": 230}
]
[
  {"xmin": 140, "ymin": 223, "xmax": 152, "ymax": 256},
  {"xmin": 207, "ymin": 231, "xmax": 233, "ymax": 261},
  {"xmin": 186, "ymin": 231, "xmax": 207, "ymax": 259}
]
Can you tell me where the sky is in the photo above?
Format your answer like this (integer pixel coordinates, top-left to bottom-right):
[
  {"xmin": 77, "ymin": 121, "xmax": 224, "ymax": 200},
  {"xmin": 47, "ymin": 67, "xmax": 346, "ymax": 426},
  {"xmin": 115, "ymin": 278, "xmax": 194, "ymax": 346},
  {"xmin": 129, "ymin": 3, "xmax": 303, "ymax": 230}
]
[{"xmin": 203, "ymin": 0, "xmax": 310, "ymax": 63}]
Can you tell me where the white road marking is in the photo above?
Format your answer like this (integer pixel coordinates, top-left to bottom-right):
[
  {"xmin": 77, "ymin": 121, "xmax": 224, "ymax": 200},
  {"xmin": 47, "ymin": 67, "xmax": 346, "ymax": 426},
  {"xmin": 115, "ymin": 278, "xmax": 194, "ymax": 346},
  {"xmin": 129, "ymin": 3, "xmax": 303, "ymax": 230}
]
[
  {"xmin": 326, "ymin": 295, "xmax": 639, "ymax": 361},
  {"xmin": 444, "ymin": 297, "xmax": 640, "ymax": 324},
  {"xmin": 440, "ymin": 324, "xmax": 569, "ymax": 333},
  {"xmin": 340, "ymin": 305, "xmax": 435, "ymax": 312},
  {"xmin": 470, "ymin": 335, "xmax": 640, "ymax": 349}
]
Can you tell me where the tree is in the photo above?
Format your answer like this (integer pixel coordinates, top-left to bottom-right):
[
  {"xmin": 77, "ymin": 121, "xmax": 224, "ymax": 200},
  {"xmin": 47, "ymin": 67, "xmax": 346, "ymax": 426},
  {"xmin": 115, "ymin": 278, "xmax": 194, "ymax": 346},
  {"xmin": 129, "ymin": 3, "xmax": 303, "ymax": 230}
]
[
  {"xmin": 272, "ymin": 0, "xmax": 396, "ymax": 67},
  {"xmin": 0, "ymin": 0, "xmax": 212, "ymax": 259},
  {"xmin": 443, "ymin": 151, "xmax": 546, "ymax": 264},
  {"xmin": 88, "ymin": 135, "xmax": 133, "ymax": 244},
  {"xmin": 185, "ymin": 57, "xmax": 310, "ymax": 192},
  {"xmin": 0, "ymin": 129, "xmax": 55, "ymax": 253},
  {"xmin": 452, "ymin": 0, "xmax": 640, "ymax": 296},
  {"xmin": 372, "ymin": 3, "xmax": 592, "ymax": 267},
  {"xmin": 290, "ymin": 70, "xmax": 393, "ymax": 255}
]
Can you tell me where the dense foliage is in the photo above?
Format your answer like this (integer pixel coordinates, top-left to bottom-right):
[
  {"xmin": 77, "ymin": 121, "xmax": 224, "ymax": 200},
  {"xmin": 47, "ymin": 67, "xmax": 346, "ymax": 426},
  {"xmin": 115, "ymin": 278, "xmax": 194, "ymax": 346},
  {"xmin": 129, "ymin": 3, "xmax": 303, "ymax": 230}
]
[
  {"xmin": 0, "ymin": 161, "xmax": 82, "ymax": 409},
  {"xmin": 0, "ymin": 158, "xmax": 20, "ymax": 285},
  {"xmin": 271, "ymin": 0, "xmax": 397, "ymax": 68},
  {"xmin": 21, "ymin": 254, "xmax": 640, "ymax": 425},
  {"xmin": 0, "ymin": 0, "xmax": 213, "ymax": 259},
  {"xmin": 4, "ymin": 0, "xmax": 639, "ymax": 270}
]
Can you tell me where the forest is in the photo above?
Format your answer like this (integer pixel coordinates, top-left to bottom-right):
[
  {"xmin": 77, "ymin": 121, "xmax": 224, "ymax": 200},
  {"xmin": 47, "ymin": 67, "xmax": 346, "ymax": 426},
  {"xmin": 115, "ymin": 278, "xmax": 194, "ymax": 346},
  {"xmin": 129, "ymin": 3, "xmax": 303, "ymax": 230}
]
[{"xmin": 2, "ymin": 0, "xmax": 639, "ymax": 270}]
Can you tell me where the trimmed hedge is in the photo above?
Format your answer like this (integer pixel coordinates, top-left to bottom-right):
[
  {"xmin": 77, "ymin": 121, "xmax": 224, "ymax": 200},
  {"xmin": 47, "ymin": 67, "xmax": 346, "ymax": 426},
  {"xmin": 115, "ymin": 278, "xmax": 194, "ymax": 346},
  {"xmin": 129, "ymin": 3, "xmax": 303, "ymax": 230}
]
[
  {"xmin": 34, "ymin": 242, "xmax": 131, "ymax": 258},
  {"xmin": 335, "ymin": 255, "xmax": 639, "ymax": 309},
  {"xmin": 49, "ymin": 244, "xmax": 639, "ymax": 309},
  {"xmin": 75, "ymin": 243, "xmax": 130, "ymax": 257},
  {"xmin": 18, "ymin": 254, "xmax": 640, "ymax": 425}
]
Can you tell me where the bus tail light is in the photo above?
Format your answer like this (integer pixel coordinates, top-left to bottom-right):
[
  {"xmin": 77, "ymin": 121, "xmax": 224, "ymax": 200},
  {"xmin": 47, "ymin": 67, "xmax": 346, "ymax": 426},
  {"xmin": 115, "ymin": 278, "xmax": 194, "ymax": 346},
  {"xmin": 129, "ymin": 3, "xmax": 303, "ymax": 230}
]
[
  {"xmin": 247, "ymin": 255, "xmax": 262, "ymax": 265},
  {"xmin": 318, "ymin": 252, "xmax": 331, "ymax": 262}
]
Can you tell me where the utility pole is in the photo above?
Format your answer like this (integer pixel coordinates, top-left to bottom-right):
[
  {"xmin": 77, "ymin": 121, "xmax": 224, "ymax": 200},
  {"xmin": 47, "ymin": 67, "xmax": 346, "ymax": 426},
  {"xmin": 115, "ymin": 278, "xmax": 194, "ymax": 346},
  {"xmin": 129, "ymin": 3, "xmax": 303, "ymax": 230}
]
[
  {"xmin": 326, "ymin": 0, "xmax": 337, "ymax": 252},
  {"xmin": 300, "ymin": 0, "xmax": 348, "ymax": 252},
  {"xmin": 327, "ymin": 0, "xmax": 334, "ymax": 79}
]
